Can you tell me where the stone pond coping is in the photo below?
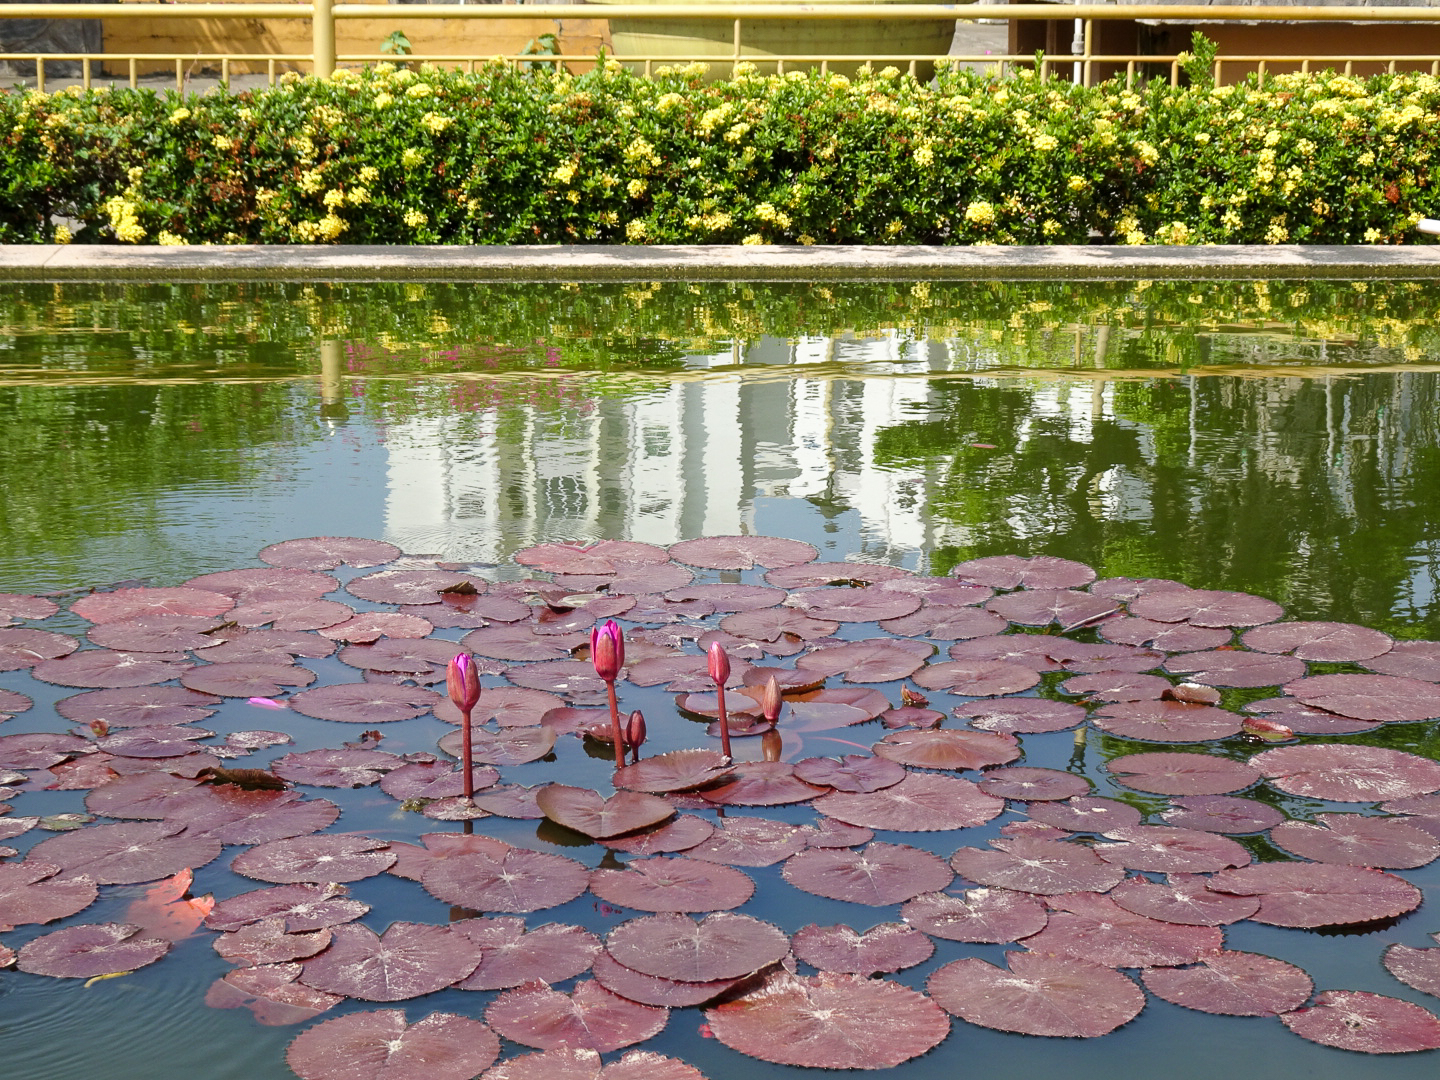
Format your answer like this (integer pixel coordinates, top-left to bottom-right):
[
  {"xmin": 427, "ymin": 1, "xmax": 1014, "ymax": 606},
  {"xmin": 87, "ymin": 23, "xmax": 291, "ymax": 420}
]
[{"xmin": 5, "ymin": 243, "xmax": 1440, "ymax": 281}]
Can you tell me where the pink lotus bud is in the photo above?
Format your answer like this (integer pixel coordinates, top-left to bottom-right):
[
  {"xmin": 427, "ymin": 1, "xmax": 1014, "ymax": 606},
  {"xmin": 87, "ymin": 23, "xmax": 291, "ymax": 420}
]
[
  {"xmin": 446, "ymin": 653, "xmax": 481, "ymax": 713},
  {"xmin": 760, "ymin": 675, "xmax": 782, "ymax": 723},
  {"xmin": 707, "ymin": 640, "xmax": 731, "ymax": 685},
  {"xmin": 591, "ymin": 620, "xmax": 624, "ymax": 683},
  {"xmin": 248, "ymin": 696, "xmax": 287, "ymax": 710},
  {"xmin": 626, "ymin": 709, "xmax": 647, "ymax": 750}
]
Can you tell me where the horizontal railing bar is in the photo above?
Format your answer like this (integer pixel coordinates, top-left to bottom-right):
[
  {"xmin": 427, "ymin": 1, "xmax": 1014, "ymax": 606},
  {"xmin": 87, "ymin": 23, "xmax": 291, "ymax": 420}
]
[
  {"xmin": 9, "ymin": 52, "xmax": 1440, "ymax": 64},
  {"xmin": 8, "ymin": 3, "xmax": 1440, "ymax": 21}
]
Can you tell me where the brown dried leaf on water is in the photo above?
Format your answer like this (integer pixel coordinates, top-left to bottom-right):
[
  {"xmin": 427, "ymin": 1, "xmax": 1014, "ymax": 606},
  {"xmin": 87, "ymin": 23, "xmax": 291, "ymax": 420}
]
[
  {"xmin": 816, "ymin": 773, "xmax": 1005, "ymax": 832},
  {"xmin": 589, "ymin": 856, "xmax": 755, "ymax": 913},
  {"xmin": 486, "ymin": 979, "xmax": 668, "ymax": 1053},
  {"xmin": 928, "ymin": 952, "xmax": 1143, "ymax": 1037},
  {"xmin": 299, "ymin": 922, "xmax": 483, "ymax": 1001},
  {"xmin": 705, "ymin": 969, "xmax": 950, "ymax": 1069},
  {"xmin": 782, "ymin": 842, "xmax": 953, "ymax": 905},
  {"xmin": 1142, "ymin": 950, "xmax": 1313, "ymax": 1016},
  {"xmin": 285, "ymin": 1010, "xmax": 501, "ymax": 1080},
  {"xmin": 452, "ymin": 918, "xmax": 602, "ymax": 991},
  {"xmin": 791, "ymin": 922, "xmax": 933, "ymax": 976}
]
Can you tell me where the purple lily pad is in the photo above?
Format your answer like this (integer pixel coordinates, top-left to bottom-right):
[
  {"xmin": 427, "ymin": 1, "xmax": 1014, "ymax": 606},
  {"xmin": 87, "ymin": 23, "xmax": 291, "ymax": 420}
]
[
  {"xmin": 1241, "ymin": 621, "xmax": 1394, "ymax": 662},
  {"xmin": 205, "ymin": 961, "xmax": 343, "ymax": 1027},
  {"xmin": 215, "ymin": 919, "xmax": 332, "ymax": 967},
  {"xmin": 1099, "ymin": 617, "xmax": 1233, "ymax": 652},
  {"xmin": 230, "ymin": 599, "xmax": 355, "ymax": 632},
  {"xmin": 1094, "ymin": 825, "xmax": 1250, "ymax": 873},
  {"xmin": 27, "ymin": 819, "xmax": 221, "ymax": 884},
  {"xmin": 1020, "ymin": 891, "xmax": 1222, "ymax": 968},
  {"xmin": 705, "ymin": 969, "xmax": 949, "ymax": 1069},
  {"xmin": 1142, "ymin": 951, "xmax": 1313, "ymax": 1015},
  {"xmin": 205, "ymin": 883, "xmax": 369, "ymax": 933},
  {"xmin": 1110, "ymin": 873, "xmax": 1261, "ymax": 925},
  {"xmin": 480, "ymin": 1048, "xmax": 706, "ymax": 1080},
  {"xmin": 181, "ymin": 662, "xmax": 316, "ymax": 698},
  {"xmin": 232, "ymin": 835, "xmax": 395, "ymax": 884},
  {"xmin": 1105, "ymin": 752, "xmax": 1258, "ymax": 796},
  {"xmin": 299, "ymin": 922, "xmax": 482, "ymax": 1001},
  {"xmin": 1160, "ymin": 795, "xmax": 1286, "ymax": 834},
  {"xmin": 17, "ymin": 922, "xmax": 170, "ymax": 978},
  {"xmin": 0, "ymin": 861, "xmax": 99, "ymax": 925},
  {"xmin": 1364, "ymin": 640, "xmax": 1440, "ymax": 682},
  {"xmin": 1268, "ymin": 813, "xmax": 1440, "ymax": 869},
  {"xmin": 978, "ymin": 767, "xmax": 1090, "ymax": 801},
  {"xmin": 345, "ymin": 569, "xmax": 487, "ymax": 606},
  {"xmin": 271, "ymin": 749, "xmax": 405, "ymax": 788},
  {"xmin": 872, "ymin": 729, "xmax": 1021, "ymax": 771},
  {"xmin": 901, "ymin": 886, "xmax": 1048, "ymax": 942},
  {"xmin": 669, "ymin": 535, "xmax": 818, "ymax": 571},
  {"xmin": 1091, "ymin": 701, "xmax": 1244, "ymax": 742},
  {"xmin": 72, "ymin": 587, "xmax": 235, "ymax": 624},
  {"xmin": 187, "ymin": 568, "xmax": 337, "ymax": 603},
  {"xmin": 535, "ymin": 785, "xmax": 675, "ymax": 839},
  {"xmin": 682, "ymin": 817, "xmax": 810, "ymax": 867},
  {"xmin": 791, "ymin": 922, "xmax": 933, "ymax": 975},
  {"xmin": 912, "ymin": 658, "xmax": 1041, "ymax": 696},
  {"xmin": 1251, "ymin": 744, "xmax": 1440, "ymax": 802},
  {"xmin": 606, "ymin": 911, "xmax": 788, "ymax": 985},
  {"xmin": 259, "ymin": 536, "xmax": 401, "ymax": 571},
  {"xmin": 815, "ymin": 773, "xmax": 1004, "ymax": 831},
  {"xmin": 588, "ymin": 856, "xmax": 755, "ymax": 913},
  {"xmin": 1242, "ymin": 696, "xmax": 1380, "ymax": 734},
  {"xmin": 954, "ymin": 698, "xmax": 1087, "ymax": 734},
  {"xmin": 1130, "ymin": 588, "xmax": 1284, "ymax": 628},
  {"xmin": 783, "ymin": 842, "xmax": 953, "ymax": 905},
  {"xmin": 32, "ymin": 649, "xmax": 192, "ymax": 688},
  {"xmin": 949, "ymin": 555, "xmax": 1096, "ymax": 590},
  {"xmin": 1164, "ymin": 650, "xmax": 1306, "ymax": 688},
  {"xmin": 949, "ymin": 837, "xmax": 1126, "ymax": 895},
  {"xmin": 486, "ymin": 979, "xmax": 668, "ymax": 1054},
  {"xmin": 613, "ymin": 750, "xmax": 734, "ymax": 794},
  {"xmin": 589, "ymin": 951, "xmax": 747, "ymax": 1009},
  {"xmin": 879, "ymin": 606, "xmax": 1007, "ymax": 640},
  {"xmin": 285, "ymin": 1010, "xmax": 500, "ymax": 1080},
  {"xmin": 0, "ymin": 628, "xmax": 79, "ymax": 670},
  {"xmin": 421, "ymin": 847, "xmax": 590, "ymax": 913},
  {"xmin": 1383, "ymin": 938, "xmax": 1440, "ymax": 998},
  {"xmin": 1285, "ymin": 673, "xmax": 1440, "ymax": 723},
  {"xmin": 794, "ymin": 639, "xmax": 929, "ymax": 683},
  {"xmin": 788, "ymin": 587, "xmax": 922, "ymax": 624},
  {"xmin": 792, "ymin": 754, "xmax": 905, "ymax": 793},
  {"xmin": 697, "ymin": 763, "xmax": 827, "ymax": 807},
  {"xmin": 928, "ymin": 952, "xmax": 1143, "ymax": 1037},
  {"xmin": 1060, "ymin": 672, "xmax": 1170, "ymax": 702},
  {"xmin": 452, "ymin": 918, "xmax": 602, "ymax": 991},
  {"xmin": 986, "ymin": 589, "xmax": 1119, "ymax": 629},
  {"xmin": 1208, "ymin": 862, "xmax": 1423, "ymax": 927},
  {"xmin": 55, "ymin": 686, "xmax": 220, "ymax": 727},
  {"xmin": 289, "ymin": 684, "xmax": 441, "ymax": 724},
  {"xmin": 1281, "ymin": 991, "xmax": 1440, "ymax": 1053}
]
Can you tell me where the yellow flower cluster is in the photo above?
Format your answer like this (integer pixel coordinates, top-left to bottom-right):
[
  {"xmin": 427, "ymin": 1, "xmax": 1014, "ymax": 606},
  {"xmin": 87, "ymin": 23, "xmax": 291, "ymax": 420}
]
[{"xmin": 103, "ymin": 196, "xmax": 145, "ymax": 244}]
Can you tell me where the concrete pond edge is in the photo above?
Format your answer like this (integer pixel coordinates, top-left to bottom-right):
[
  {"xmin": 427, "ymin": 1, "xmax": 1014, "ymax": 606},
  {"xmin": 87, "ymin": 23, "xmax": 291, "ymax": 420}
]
[{"xmin": 6, "ymin": 243, "xmax": 1440, "ymax": 282}]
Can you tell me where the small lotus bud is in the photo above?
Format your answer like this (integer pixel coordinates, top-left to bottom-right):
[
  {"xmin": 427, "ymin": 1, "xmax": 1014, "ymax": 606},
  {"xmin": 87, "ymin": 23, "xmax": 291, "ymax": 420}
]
[
  {"xmin": 591, "ymin": 620, "xmax": 624, "ymax": 683},
  {"xmin": 626, "ymin": 709, "xmax": 647, "ymax": 750},
  {"xmin": 445, "ymin": 653, "xmax": 481, "ymax": 712},
  {"xmin": 707, "ymin": 640, "xmax": 731, "ymax": 685},
  {"xmin": 760, "ymin": 675, "xmax": 782, "ymax": 723}
]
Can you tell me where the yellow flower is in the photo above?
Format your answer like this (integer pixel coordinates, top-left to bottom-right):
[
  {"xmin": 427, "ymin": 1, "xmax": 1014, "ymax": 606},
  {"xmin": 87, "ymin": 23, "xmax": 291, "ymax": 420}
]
[
  {"xmin": 168, "ymin": 108, "xmax": 191, "ymax": 124},
  {"xmin": 211, "ymin": 135, "xmax": 233, "ymax": 151},
  {"xmin": 741, "ymin": 233, "xmax": 766, "ymax": 245},
  {"xmin": 798, "ymin": 234, "xmax": 816, "ymax": 245},
  {"xmin": 626, "ymin": 220, "xmax": 648, "ymax": 241},
  {"xmin": 553, "ymin": 161, "xmax": 578, "ymax": 185},
  {"xmin": 323, "ymin": 189, "xmax": 346, "ymax": 208},
  {"xmin": 53, "ymin": 224, "xmax": 72, "ymax": 244},
  {"xmin": 1041, "ymin": 219, "xmax": 1061, "ymax": 236},
  {"xmin": 373, "ymin": 92, "xmax": 394, "ymax": 110},
  {"xmin": 1032, "ymin": 133, "xmax": 1058, "ymax": 153},
  {"xmin": 347, "ymin": 187, "xmax": 371, "ymax": 206},
  {"xmin": 403, "ymin": 209, "xmax": 427, "ymax": 228},
  {"xmin": 884, "ymin": 219, "xmax": 904, "ymax": 237},
  {"xmin": 299, "ymin": 169, "xmax": 325, "ymax": 194},
  {"xmin": 401, "ymin": 147, "xmax": 425, "ymax": 170},
  {"xmin": 421, "ymin": 112, "xmax": 452, "ymax": 135},
  {"xmin": 724, "ymin": 123, "xmax": 751, "ymax": 144},
  {"xmin": 127, "ymin": 166, "xmax": 144, "ymax": 184},
  {"xmin": 103, "ymin": 196, "xmax": 145, "ymax": 243},
  {"xmin": 1364, "ymin": 227, "xmax": 1383, "ymax": 242},
  {"xmin": 405, "ymin": 83, "xmax": 433, "ymax": 99},
  {"xmin": 914, "ymin": 141, "xmax": 935, "ymax": 167},
  {"xmin": 1067, "ymin": 175, "xmax": 1088, "ymax": 191},
  {"xmin": 627, "ymin": 178, "xmax": 647, "ymax": 199},
  {"xmin": 359, "ymin": 166, "xmax": 379, "ymax": 184},
  {"xmin": 318, "ymin": 213, "xmax": 347, "ymax": 242},
  {"xmin": 655, "ymin": 92, "xmax": 685, "ymax": 113},
  {"xmin": 157, "ymin": 231, "xmax": 189, "ymax": 246},
  {"xmin": 964, "ymin": 201, "xmax": 996, "ymax": 226}
]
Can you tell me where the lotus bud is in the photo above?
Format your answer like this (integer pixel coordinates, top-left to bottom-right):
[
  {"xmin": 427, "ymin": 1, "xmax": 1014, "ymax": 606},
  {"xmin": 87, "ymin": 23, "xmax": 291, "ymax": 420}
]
[
  {"xmin": 591, "ymin": 620, "xmax": 624, "ymax": 683},
  {"xmin": 760, "ymin": 675, "xmax": 782, "ymax": 723},
  {"xmin": 626, "ymin": 710, "xmax": 647, "ymax": 751},
  {"xmin": 446, "ymin": 653, "xmax": 481, "ymax": 713},
  {"xmin": 707, "ymin": 640, "xmax": 731, "ymax": 685}
]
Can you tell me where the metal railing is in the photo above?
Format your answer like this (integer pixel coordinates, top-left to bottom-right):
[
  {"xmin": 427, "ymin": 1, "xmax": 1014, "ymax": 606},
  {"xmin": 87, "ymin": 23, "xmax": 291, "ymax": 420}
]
[{"xmin": 4, "ymin": 3, "xmax": 1440, "ymax": 90}]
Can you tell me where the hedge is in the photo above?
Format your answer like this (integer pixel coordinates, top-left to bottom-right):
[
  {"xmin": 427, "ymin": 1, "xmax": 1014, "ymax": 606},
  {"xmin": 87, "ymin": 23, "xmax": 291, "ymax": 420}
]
[{"xmin": 2, "ymin": 48, "xmax": 1437, "ymax": 246}]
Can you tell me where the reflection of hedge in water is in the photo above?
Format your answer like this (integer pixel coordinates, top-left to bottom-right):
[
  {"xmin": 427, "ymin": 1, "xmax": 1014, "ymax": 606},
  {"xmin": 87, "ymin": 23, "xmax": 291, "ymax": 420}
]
[
  {"xmin": 872, "ymin": 371, "xmax": 1440, "ymax": 637},
  {"xmin": 1, "ymin": 281, "xmax": 1438, "ymax": 374}
]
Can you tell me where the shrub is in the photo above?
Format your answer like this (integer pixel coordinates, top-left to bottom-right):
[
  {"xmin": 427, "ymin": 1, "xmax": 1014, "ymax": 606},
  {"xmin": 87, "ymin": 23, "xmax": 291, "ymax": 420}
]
[{"xmin": 0, "ymin": 56, "xmax": 1435, "ymax": 245}]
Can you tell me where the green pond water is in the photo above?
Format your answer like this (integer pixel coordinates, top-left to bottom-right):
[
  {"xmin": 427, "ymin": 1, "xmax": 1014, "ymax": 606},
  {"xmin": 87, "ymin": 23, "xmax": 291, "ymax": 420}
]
[{"xmin": 1, "ymin": 279, "xmax": 1440, "ymax": 1080}]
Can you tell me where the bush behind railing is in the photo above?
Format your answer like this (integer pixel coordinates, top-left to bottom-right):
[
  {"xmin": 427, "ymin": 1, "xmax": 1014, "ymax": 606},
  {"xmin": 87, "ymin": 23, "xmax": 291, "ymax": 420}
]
[{"xmin": 1, "ymin": 55, "xmax": 1436, "ymax": 246}]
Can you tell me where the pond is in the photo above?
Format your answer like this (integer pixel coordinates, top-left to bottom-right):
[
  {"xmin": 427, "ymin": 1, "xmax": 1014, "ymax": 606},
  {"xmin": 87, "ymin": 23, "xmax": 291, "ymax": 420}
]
[{"xmin": 1, "ymin": 278, "xmax": 1440, "ymax": 1080}]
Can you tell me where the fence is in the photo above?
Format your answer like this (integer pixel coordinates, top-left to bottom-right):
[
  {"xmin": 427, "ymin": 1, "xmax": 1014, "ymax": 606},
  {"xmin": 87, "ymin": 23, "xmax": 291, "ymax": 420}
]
[{"xmin": 4, "ymin": 3, "xmax": 1440, "ymax": 91}]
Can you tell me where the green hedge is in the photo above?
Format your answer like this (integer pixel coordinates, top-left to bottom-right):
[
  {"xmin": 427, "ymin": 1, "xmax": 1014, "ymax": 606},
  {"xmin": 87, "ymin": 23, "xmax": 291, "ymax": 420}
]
[{"xmin": 2, "ymin": 54, "xmax": 1437, "ymax": 245}]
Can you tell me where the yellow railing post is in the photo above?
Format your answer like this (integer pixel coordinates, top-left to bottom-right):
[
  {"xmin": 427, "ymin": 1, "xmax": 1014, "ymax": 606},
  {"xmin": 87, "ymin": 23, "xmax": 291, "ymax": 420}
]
[
  {"xmin": 313, "ymin": 0, "xmax": 335, "ymax": 78},
  {"xmin": 1082, "ymin": 17, "xmax": 1092, "ymax": 86},
  {"xmin": 732, "ymin": 16, "xmax": 741, "ymax": 77}
]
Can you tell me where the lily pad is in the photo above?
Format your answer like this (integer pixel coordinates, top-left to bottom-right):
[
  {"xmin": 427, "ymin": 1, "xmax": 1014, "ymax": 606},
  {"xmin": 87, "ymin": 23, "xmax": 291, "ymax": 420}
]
[
  {"xmin": 452, "ymin": 918, "xmax": 602, "ymax": 991},
  {"xmin": 588, "ymin": 856, "xmax": 755, "ymax": 913},
  {"xmin": 486, "ymin": 979, "xmax": 668, "ymax": 1053},
  {"xmin": 1208, "ymin": 862, "xmax": 1423, "ymax": 927},
  {"xmin": 1363, "ymin": 640, "xmax": 1440, "ymax": 682},
  {"xmin": 954, "ymin": 698, "xmax": 1086, "ymax": 734},
  {"xmin": 1105, "ymin": 752, "xmax": 1258, "ymax": 796},
  {"xmin": 1268, "ymin": 813, "xmax": 1440, "ymax": 869},
  {"xmin": 1129, "ymin": 588, "xmax": 1284, "ymax": 628},
  {"xmin": 0, "ymin": 861, "xmax": 99, "ymax": 926},
  {"xmin": 782, "ymin": 842, "xmax": 953, "ymax": 905},
  {"xmin": 669, "ymin": 535, "xmax": 818, "ymax": 571},
  {"xmin": 1285, "ymin": 673, "xmax": 1440, "ymax": 723},
  {"xmin": 1109, "ymin": 874, "xmax": 1260, "ymax": 926},
  {"xmin": 232, "ymin": 835, "xmax": 395, "ymax": 885},
  {"xmin": 950, "ymin": 555, "xmax": 1096, "ymax": 590},
  {"xmin": 1383, "ymin": 938, "xmax": 1440, "ymax": 999},
  {"xmin": 299, "ymin": 922, "xmax": 482, "ymax": 1001},
  {"xmin": 536, "ymin": 785, "xmax": 675, "ymax": 839},
  {"xmin": 613, "ymin": 750, "xmax": 733, "ymax": 794},
  {"xmin": 1281, "ymin": 991, "xmax": 1440, "ymax": 1053},
  {"xmin": 205, "ymin": 883, "xmax": 369, "ymax": 933},
  {"xmin": 705, "ymin": 969, "xmax": 950, "ymax": 1069},
  {"xmin": 1163, "ymin": 650, "xmax": 1306, "ymax": 688},
  {"xmin": 0, "ymin": 628, "xmax": 79, "ymax": 670},
  {"xmin": 1159, "ymin": 795, "xmax": 1286, "ymax": 835},
  {"xmin": 1020, "ymin": 891, "xmax": 1222, "ymax": 968},
  {"xmin": 606, "ymin": 911, "xmax": 788, "ymax": 983},
  {"xmin": 258, "ymin": 536, "xmax": 401, "ymax": 571},
  {"xmin": 289, "ymin": 684, "xmax": 441, "ymax": 724},
  {"xmin": 421, "ymin": 847, "xmax": 591, "ymax": 913},
  {"xmin": 589, "ymin": 951, "xmax": 747, "ymax": 1009},
  {"xmin": 72, "ymin": 587, "xmax": 235, "ymax": 624},
  {"xmin": 791, "ymin": 754, "xmax": 906, "ymax": 793},
  {"xmin": 682, "ymin": 817, "xmax": 810, "ymax": 867},
  {"xmin": 872, "ymin": 729, "xmax": 1021, "ymax": 771},
  {"xmin": 986, "ymin": 589, "xmax": 1118, "ymax": 629},
  {"xmin": 285, "ymin": 1010, "xmax": 500, "ymax": 1080},
  {"xmin": 17, "ymin": 921, "xmax": 170, "ymax": 978},
  {"xmin": 480, "ymin": 1048, "xmax": 706, "ymax": 1080},
  {"xmin": 927, "ymin": 952, "xmax": 1142, "ymax": 1037},
  {"xmin": 1251, "ymin": 744, "xmax": 1440, "ymax": 802},
  {"xmin": 181, "ymin": 662, "xmax": 317, "ymax": 699},
  {"xmin": 27, "ymin": 819, "xmax": 221, "ymax": 884},
  {"xmin": 32, "ymin": 649, "xmax": 192, "ymax": 688},
  {"xmin": 1094, "ymin": 825, "xmax": 1251, "ymax": 873},
  {"xmin": 900, "ymin": 886, "xmax": 1048, "ymax": 943},
  {"xmin": 815, "ymin": 773, "xmax": 1004, "ymax": 832},
  {"xmin": 912, "ymin": 660, "xmax": 1040, "ymax": 696},
  {"xmin": 1141, "ymin": 951, "xmax": 1313, "ymax": 1016},
  {"xmin": 791, "ymin": 922, "xmax": 933, "ymax": 975},
  {"xmin": 1241, "ymin": 621, "xmax": 1393, "ymax": 662}
]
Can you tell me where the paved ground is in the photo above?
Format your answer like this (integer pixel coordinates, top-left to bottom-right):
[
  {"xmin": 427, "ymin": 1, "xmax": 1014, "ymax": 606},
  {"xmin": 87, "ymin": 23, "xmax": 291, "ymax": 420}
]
[{"xmin": 6, "ymin": 243, "xmax": 1440, "ymax": 282}]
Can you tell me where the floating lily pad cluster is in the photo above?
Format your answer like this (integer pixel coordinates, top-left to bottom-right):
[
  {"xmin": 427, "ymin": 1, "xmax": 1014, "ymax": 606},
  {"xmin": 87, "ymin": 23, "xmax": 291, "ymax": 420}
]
[{"xmin": 3, "ymin": 538, "xmax": 1440, "ymax": 1076}]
